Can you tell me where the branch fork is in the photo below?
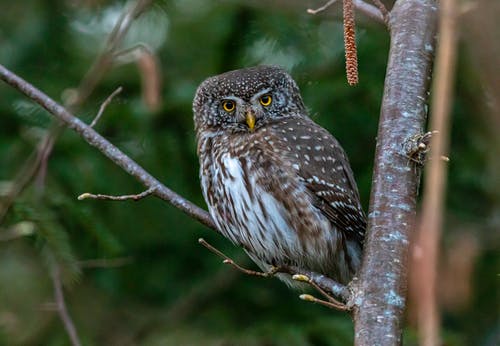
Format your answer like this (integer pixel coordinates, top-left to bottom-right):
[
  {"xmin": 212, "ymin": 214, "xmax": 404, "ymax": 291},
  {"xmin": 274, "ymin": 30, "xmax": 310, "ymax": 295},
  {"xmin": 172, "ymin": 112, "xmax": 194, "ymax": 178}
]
[{"xmin": 307, "ymin": 0, "xmax": 389, "ymax": 26}]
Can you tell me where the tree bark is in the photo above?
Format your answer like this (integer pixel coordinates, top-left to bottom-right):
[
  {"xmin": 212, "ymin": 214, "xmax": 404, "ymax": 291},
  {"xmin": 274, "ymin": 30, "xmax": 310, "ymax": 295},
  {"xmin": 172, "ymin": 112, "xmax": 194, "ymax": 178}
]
[{"xmin": 353, "ymin": 0, "xmax": 438, "ymax": 345}]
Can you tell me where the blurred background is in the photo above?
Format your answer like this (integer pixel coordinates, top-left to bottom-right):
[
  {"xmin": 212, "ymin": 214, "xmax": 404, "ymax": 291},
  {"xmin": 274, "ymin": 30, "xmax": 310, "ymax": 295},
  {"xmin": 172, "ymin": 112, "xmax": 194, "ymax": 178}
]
[{"xmin": 0, "ymin": 0, "xmax": 498, "ymax": 345}]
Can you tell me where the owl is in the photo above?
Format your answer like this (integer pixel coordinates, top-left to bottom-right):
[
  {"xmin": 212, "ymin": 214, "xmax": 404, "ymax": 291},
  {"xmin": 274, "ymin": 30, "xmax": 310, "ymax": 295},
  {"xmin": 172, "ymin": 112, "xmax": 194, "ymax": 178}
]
[{"xmin": 193, "ymin": 65, "xmax": 366, "ymax": 286}]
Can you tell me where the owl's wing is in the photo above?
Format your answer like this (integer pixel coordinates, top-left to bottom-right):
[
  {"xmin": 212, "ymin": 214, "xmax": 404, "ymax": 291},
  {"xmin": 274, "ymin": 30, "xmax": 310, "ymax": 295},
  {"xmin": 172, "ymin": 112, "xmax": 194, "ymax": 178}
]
[
  {"xmin": 275, "ymin": 117, "xmax": 366, "ymax": 243},
  {"xmin": 304, "ymin": 164, "xmax": 367, "ymax": 243}
]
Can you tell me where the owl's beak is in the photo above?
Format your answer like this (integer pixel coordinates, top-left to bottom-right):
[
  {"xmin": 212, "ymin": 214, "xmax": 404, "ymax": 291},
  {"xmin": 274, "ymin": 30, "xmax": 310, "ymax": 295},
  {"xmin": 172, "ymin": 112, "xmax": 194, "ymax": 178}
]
[{"xmin": 246, "ymin": 111, "xmax": 256, "ymax": 132}]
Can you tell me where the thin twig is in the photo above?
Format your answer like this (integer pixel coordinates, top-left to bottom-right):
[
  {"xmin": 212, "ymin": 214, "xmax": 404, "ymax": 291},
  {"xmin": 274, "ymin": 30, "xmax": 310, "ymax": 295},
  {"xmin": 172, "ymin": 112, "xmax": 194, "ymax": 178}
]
[
  {"xmin": 198, "ymin": 238, "xmax": 273, "ymax": 277},
  {"xmin": 72, "ymin": 0, "xmax": 153, "ymax": 106},
  {"xmin": 0, "ymin": 0, "xmax": 152, "ymax": 225},
  {"xmin": 300, "ymin": 293, "xmax": 350, "ymax": 311},
  {"xmin": 292, "ymin": 273, "xmax": 346, "ymax": 308},
  {"xmin": 416, "ymin": 0, "xmax": 458, "ymax": 343},
  {"xmin": 77, "ymin": 187, "xmax": 156, "ymax": 201},
  {"xmin": 198, "ymin": 238, "xmax": 350, "ymax": 305},
  {"xmin": 307, "ymin": 0, "xmax": 386, "ymax": 25},
  {"xmin": 51, "ymin": 264, "xmax": 81, "ymax": 346},
  {"xmin": 307, "ymin": 0, "xmax": 338, "ymax": 14},
  {"xmin": 0, "ymin": 64, "xmax": 216, "ymax": 231},
  {"xmin": 90, "ymin": 86, "xmax": 123, "ymax": 127},
  {"xmin": 0, "ymin": 128, "xmax": 61, "ymax": 224},
  {"xmin": 353, "ymin": 0, "xmax": 386, "ymax": 25},
  {"xmin": 370, "ymin": 0, "xmax": 390, "ymax": 23}
]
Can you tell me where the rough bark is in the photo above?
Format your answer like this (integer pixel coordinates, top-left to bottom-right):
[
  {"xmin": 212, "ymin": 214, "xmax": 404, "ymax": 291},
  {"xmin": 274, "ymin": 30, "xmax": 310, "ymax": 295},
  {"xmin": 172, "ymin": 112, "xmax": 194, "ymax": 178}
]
[{"xmin": 353, "ymin": 0, "xmax": 438, "ymax": 345}]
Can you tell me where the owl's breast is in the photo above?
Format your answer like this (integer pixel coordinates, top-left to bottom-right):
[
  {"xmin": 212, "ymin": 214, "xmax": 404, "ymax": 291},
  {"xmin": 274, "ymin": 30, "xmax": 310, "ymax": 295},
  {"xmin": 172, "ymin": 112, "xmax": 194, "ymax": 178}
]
[{"xmin": 203, "ymin": 146, "xmax": 336, "ymax": 267}]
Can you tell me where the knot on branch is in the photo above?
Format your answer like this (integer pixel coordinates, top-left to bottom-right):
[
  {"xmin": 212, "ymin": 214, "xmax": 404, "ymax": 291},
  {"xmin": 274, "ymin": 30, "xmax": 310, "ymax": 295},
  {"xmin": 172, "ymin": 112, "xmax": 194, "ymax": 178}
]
[{"xmin": 402, "ymin": 131, "xmax": 449, "ymax": 165}]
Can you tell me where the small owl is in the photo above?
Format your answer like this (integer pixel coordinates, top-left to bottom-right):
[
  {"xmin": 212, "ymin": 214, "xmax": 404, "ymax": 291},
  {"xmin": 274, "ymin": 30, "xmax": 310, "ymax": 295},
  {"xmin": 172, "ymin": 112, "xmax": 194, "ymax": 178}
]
[{"xmin": 193, "ymin": 66, "xmax": 366, "ymax": 285}]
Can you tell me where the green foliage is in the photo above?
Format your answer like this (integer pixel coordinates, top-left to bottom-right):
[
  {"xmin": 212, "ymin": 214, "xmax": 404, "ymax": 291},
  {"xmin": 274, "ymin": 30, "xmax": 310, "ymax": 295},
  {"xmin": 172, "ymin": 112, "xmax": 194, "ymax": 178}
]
[{"xmin": 0, "ymin": 0, "xmax": 497, "ymax": 345}]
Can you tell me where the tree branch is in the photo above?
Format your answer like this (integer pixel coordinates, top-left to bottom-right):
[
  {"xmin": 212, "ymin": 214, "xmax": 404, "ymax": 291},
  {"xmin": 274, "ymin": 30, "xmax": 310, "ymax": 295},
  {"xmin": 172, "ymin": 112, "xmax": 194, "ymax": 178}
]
[
  {"xmin": 0, "ymin": 64, "xmax": 216, "ymax": 231},
  {"xmin": 51, "ymin": 263, "xmax": 81, "ymax": 346},
  {"xmin": 307, "ymin": 0, "xmax": 387, "ymax": 26},
  {"xmin": 0, "ymin": 0, "xmax": 153, "ymax": 225},
  {"xmin": 416, "ymin": 0, "xmax": 458, "ymax": 343},
  {"xmin": 90, "ymin": 86, "xmax": 123, "ymax": 128},
  {"xmin": 77, "ymin": 187, "xmax": 156, "ymax": 201},
  {"xmin": 198, "ymin": 238, "xmax": 350, "ymax": 305},
  {"xmin": 353, "ymin": 0, "xmax": 438, "ymax": 344}
]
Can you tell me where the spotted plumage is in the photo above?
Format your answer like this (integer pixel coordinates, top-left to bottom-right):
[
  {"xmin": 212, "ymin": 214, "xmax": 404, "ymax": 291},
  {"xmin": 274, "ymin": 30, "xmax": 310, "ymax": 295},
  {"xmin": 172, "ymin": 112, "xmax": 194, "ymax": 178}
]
[{"xmin": 193, "ymin": 65, "xmax": 366, "ymax": 285}]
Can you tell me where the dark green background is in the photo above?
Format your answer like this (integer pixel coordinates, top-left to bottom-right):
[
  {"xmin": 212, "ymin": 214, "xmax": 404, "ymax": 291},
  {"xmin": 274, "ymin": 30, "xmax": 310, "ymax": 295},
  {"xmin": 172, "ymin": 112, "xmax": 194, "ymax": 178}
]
[{"xmin": 0, "ymin": 1, "xmax": 497, "ymax": 345}]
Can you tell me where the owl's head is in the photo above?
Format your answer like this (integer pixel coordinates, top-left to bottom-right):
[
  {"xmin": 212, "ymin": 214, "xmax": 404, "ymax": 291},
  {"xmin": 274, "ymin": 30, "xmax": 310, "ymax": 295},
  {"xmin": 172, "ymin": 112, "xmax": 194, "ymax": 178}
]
[{"xmin": 193, "ymin": 65, "xmax": 306, "ymax": 134}]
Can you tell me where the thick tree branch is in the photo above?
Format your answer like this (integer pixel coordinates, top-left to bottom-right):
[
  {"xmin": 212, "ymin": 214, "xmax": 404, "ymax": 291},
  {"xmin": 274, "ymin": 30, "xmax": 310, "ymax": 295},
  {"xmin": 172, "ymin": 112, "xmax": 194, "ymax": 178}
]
[
  {"xmin": 0, "ymin": 64, "xmax": 216, "ymax": 231},
  {"xmin": 353, "ymin": 0, "xmax": 438, "ymax": 344}
]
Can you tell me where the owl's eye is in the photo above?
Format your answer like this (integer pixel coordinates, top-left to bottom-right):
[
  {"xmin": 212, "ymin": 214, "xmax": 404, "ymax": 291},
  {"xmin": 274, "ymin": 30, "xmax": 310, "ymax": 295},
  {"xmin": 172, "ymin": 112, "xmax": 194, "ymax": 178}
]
[
  {"xmin": 222, "ymin": 100, "xmax": 236, "ymax": 112},
  {"xmin": 259, "ymin": 95, "xmax": 272, "ymax": 107}
]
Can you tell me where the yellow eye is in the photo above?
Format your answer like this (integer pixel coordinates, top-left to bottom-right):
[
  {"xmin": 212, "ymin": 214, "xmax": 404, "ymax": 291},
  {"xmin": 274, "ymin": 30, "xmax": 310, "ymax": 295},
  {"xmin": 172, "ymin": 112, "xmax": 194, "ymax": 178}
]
[
  {"xmin": 259, "ymin": 95, "xmax": 272, "ymax": 107},
  {"xmin": 222, "ymin": 100, "xmax": 236, "ymax": 112}
]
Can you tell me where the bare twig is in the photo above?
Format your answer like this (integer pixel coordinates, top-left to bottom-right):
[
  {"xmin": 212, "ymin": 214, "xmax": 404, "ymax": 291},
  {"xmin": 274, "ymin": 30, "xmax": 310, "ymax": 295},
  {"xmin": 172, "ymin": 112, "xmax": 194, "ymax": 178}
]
[
  {"xmin": 307, "ymin": 0, "xmax": 386, "ymax": 25},
  {"xmin": 307, "ymin": 0, "xmax": 338, "ymax": 14},
  {"xmin": 72, "ymin": 0, "xmax": 153, "ymax": 106},
  {"xmin": 300, "ymin": 293, "xmax": 349, "ymax": 311},
  {"xmin": 416, "ymin": 0, "xmax": 458, "ymax": 343},
  {"xmin": 370, "ymin": 0, "xmax": 390, "ymax": 23},
  {"xmin": 51, "ymin": 264, "xmax": 81, "ymax": 346},
  {"xmin": 77, "ymin": 187, "xmax": 156, "ymax": 201},
  {"xmin": 90, "ymin": 86, "xmax": 123, "ymax": 127},
  {"xmin": 0, "ymin": 0, "xmax": 153, "ymax": 225},
  {"xmin": 0, "ymin": 64, "xmax": 216, "ymax": 231},
  {"xmin": 0, "ymin": 128, "xmax": 60, "ymax": 224},
  {"xmin": 198, "ymin": 238, "xmax": 350, "ymax": 306},
  {"xmin": 292, "ymin": 273, "xmax": 347, "ymax": 309},
  {"xmin": 353, "ymin": 0, "xmax": 386, "ymax": 24},
  {"xmin": 198, "ymin": 238, "xmax": 274, "ymax": 277}
]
